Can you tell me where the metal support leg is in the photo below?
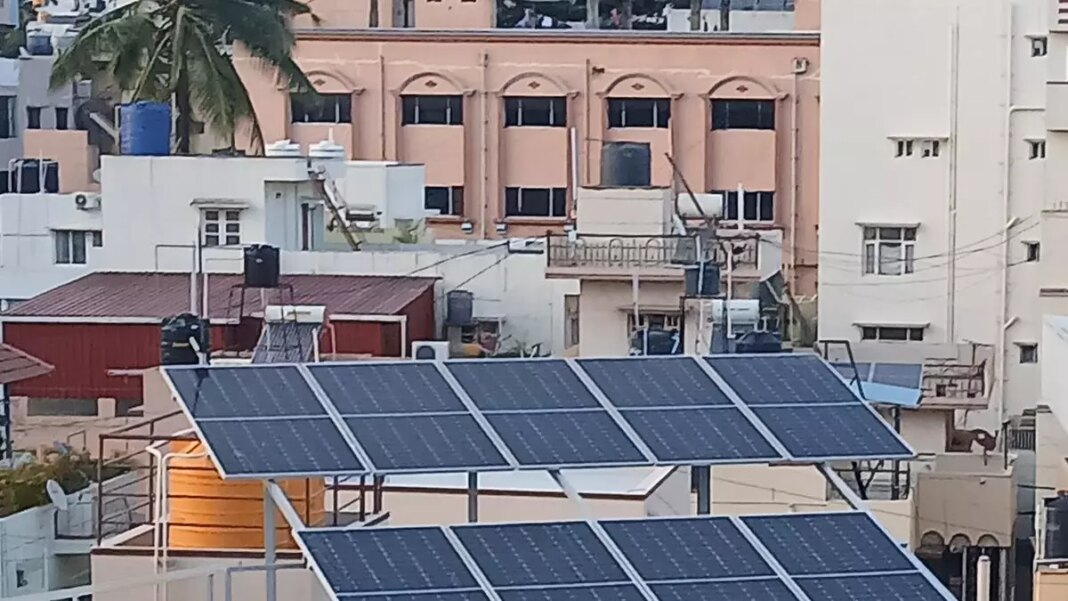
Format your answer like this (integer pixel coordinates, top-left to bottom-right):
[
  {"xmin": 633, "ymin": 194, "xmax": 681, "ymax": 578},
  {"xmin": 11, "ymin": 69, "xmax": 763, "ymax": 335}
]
[
  {"xmin": 467, "ymin": 472, "xmax": 478, "ymax": 523},
  {"xmin": 264, "ymin": 482, "xmax": 277, "ymax": 601},
  {"xmin": 695, "ymin": 466, "xmax": 711, "ymax": 515}
]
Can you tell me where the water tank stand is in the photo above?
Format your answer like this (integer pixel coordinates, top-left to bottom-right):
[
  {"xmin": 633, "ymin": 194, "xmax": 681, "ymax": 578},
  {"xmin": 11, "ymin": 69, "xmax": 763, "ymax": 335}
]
[{"xmin": 224, "ymin": 284, "xmax": 296, "ymax": 352}]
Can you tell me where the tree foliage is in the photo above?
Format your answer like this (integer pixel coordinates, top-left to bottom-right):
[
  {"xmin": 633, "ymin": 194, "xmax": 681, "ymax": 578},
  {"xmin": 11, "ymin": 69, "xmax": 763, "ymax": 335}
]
[{"xmin": 0, "ymin": 451, "xmax": 128, "ymax": 518}]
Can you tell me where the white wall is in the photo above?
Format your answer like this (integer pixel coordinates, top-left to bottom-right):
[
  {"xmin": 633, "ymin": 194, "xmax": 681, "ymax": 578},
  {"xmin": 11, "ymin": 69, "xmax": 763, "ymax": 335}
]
[
  {"xmin": 666, "ymin": 8, "xmax": 795, "ymax": 32},
  {"xmin": 819, "ymin": 0, "xmax": 1046, "ymax": 425}
]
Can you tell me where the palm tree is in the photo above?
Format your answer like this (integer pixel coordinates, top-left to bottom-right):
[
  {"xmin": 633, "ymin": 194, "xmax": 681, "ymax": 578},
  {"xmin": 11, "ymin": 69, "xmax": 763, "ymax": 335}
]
[{"xmin": 50, "ymin": 0, "xmax": 318, "ymax": 153}]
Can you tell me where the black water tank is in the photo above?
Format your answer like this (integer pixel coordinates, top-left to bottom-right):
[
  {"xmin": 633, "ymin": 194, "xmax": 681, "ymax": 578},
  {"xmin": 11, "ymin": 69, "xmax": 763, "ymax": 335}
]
[
  {"xmin": 446, "ymin": 290, "xmax": 474, "ymax": 326},
  {"xmin": 244, "ymin": 244, "xmax": 280, "ymax": 288},
  {"xmin": 601, "ymin": 142, "xmax": 651, "ymax": 187},
  {"xmin": 160, "ymin": 313, "xmax": 207, "ymax": 365},
  {"xmin": 684, "ymin": 263, "xmax": 721, "ymax": 297},
  {"xmin": 735, "ymin": 331, "xmax": 783, "ymax": 354},
  {"xmin": 1046, "ymin": 492, "xmax": 1068, "ymax": 560}
]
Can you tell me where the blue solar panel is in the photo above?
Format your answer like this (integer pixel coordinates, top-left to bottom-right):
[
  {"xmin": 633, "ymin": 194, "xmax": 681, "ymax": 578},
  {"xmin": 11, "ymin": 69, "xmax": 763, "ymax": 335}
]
[
  {"xmin": 831, "ymin": 362, "xmax": 871, "ymax": 382},
  {"xmin": 453, "ymin": 522, "xmax": 628, "ymax": 587},
  {"xmin": 706, "ymin": 355, "xmax": 858, "ymax": 405},
  {"xmin": 446, "ymin": 360, "xmax": 600, "ymax": 411},
  {"xmin": 496, "ymin": 586, "xmax": 646, "ymax": 601},
  {"xmin": 651, "ymin": 579, "xmax": 799, "ymax": 601},
  {"xmin": 578, "ymin": 357, "xmax": 732, "ymax": 407},
  {"xmin": 338, "ymin": 594, "xmax": 489, "ymax": 601},
  {"xmin": 167, "ymin": 366, "xmax": 326, "ymax": 418},
  {"xmin": 309, "ymin": 363, "xmax": 466, "ymax": 415},
  {"xmin": 197, "ymin": 418, "xmax": 364, "ymax": 476},
  {"xmin": 299, "ymin": 528, "xmax": 480, "ymax": 594},
  {"xmin": 742, "ymin": 513, "xmax": 916, "ymax": 575},
  {"xmin": 601, "ymin": 517, "xmax": 773, "ymax": 581},
  {"xmin": 751, "ymin": 405, "xmax": 911, "ymax": 459},
  {"xmin": 344, "ymin": 415, "xmax": 508, "ymax": 471},
  {"xmin": 795, "ymin": 573, "xmax": 949, "ymax": 600},
  {"xmin": 618, "ymin": 408, "xmax": 781, "ymax": 463},
  {"xmin": 871, "ymin": 363, "xmax": 924, "ymax": 388},
  {"xmin": 485, "ymin": 411, "xmax": 647, "ymax": 467}
]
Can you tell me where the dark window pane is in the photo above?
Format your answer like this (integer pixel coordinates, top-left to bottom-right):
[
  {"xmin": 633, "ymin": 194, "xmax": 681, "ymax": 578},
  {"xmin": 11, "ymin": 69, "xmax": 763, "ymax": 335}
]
[
  {"xmin": 710, "ymin": 99, "xmax": 775, "ymax": 130},
  {"xmin": 55, "ymin": 107, "xmax": 68, "ymax": 130},
  {"xmin": 204, "ymin": 210, "xmax": 219, "ymax": 221},
  {"xmin": 402, "ymin": 96, "xmax": 418, "ymax": 124},
  {"xmin": 879, "ymin": 327, "xmax": 908, "ymax": 341},
  {"xmin": 225, "ymin": 210, "xmax": 241, "ymax": 221},
  {"xmin": 758, "ymin": 192, "xmax": 774, "ymax": 221},
  {"xmin": 71, "ymin": 231, "xmax": 86, "ymax": 264},
  {"xmin": 451, "ymin": 186, "xmax": 465, "ymax": 215},
  {"xmin": 908, "ymin": 328, "xmax": 925, "ymax": 341},
  {"xmin": 0, "ymin": 97, "xmax": 12, "ymax": 138},
  {"xmin": 711, "ymin": 101, "xmax": 729, "ymax": 129},
  {"xmin": 291, "ymin": 93, "xmax": 352, "ymax": 123},
  {"xmin": 55, "ymin": 231, "xmax": 70, "ymax": 263},
  {"xmin": 625, "ymin": 99, "xmax": 654, "ymax": 127},
  {"xmin": 205, "ymin": 223, "xmax": 219, "ymax": 233},
  {"xmin": 655, "ymin": 99, "xmax": 671, "ymax": 128},
  {"xmin": 861, "ymin": 327, "xmax": 877, "ymax": 340},
  {"xmin": 551, "ymin": 188, "xmax": 566, "ymax": 217},
  {"xmin": 205, "ymin": 235, "xmax": 220, "ymax": 246},
  {"xmin": 26, "ymin": 106, "xmax": 40, "ymax": 130},
  {"xmin": 91, "ymin": 230, "xmax": 103, "ymax": 247},
  {"xmin": 225, "ymin": 235, "xmax": 240, "ymax": 245},
  {"xmin": 448, "ymin": 96, "xmax": 464, "ymax": 125},
  {"xmin": 505, "ymin": 187, "xmax": 520, "ymax": 215},
  {"xmin": 225, "ymin": 223, "xmax": 240, "ymax": 233},
  {"xmin": 519, "ymin": 188, "xmax": 550, "ymax": 216},
  {"xmin": 551, "ymin": 97, "xmax": 567, "ymax": 126},
  {"xmin": 425, "ymin": 186, "xmax": 450, "ymax": 214},
  {"xmin": 904, "ymin": 228, "xmax": 917, "ymax": 241},
  {"xmin": 607, "ymin": 99, "xmax": 624, "ymax": 128},
  {"xmin": 743, "ymin": 192, "xmax": 758, "ymax": 221},
  {"xmin": 504, "ymin": 98, "xmax": 520, "ymax": 127}
]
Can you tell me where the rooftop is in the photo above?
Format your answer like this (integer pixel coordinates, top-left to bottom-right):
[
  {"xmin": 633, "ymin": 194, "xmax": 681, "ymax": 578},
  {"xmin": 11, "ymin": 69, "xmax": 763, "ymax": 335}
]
[
  {"xmin": 1, "ymin": 272, "xmax": 437, "ymax": 321},
  {"xmin": 0, "ymin": 343, "xmax": 53, "ymax": 385}
]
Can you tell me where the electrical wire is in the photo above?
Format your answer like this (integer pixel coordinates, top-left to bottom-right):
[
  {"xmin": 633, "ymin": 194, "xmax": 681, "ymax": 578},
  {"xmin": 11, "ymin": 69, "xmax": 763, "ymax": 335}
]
[{"xmin": 405, "ymin": 241, "xmax": 510, "ymax": 276}]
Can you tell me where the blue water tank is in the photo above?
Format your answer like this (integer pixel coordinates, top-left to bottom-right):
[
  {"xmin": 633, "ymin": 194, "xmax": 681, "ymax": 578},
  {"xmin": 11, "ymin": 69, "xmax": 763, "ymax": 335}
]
[{"xmin": 119, "ymin": 101, "xmax": 171, "ymax": 156}]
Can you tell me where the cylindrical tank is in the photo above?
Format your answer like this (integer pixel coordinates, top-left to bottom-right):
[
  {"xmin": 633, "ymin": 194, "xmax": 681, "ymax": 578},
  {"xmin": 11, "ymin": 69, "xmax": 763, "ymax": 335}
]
[
  {"xmin": 1046, "ymin": 492, "xmax": 1068, "ymax": 559},
  {"xmin": 243, "ymin": 244, "xmax": 280, "ymax": 288},
  {"xmin": 601, "ymin": 142, "xmax": 651, "ymax": 187},
  {"xmin": 445, "ymin": 290, "xmax": 474, "ymax": 327},
  {"xmin": 167, "ymin": 442, "xmax": 325, "ymax": 549},
  {"xmin": 119, "ymin": 101, "xmax": 171, "ymax": 156},
  {"xmin": 264, "ymin": 140, "xmax": 302, "ymax": 158},
  {"xmin": 684, "ymin": 263, "xmax": 721, "ymax": 297},
  {"xmin": 160, "ymin": 313, "xmax": 207, "ymax": 365}
]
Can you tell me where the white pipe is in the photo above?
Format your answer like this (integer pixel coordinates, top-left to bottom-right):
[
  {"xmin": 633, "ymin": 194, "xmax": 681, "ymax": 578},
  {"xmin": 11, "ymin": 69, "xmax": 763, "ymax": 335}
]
[
  {"xmin": 479, "ymin": 52, "xmax": 489, "ymax": 240},
  {"xmin": 569, "ymin": 126, "xmax": 579, "ymax": 211},
  {"xmin": 946, "ymin": 7, "xmax": 961, "ymax": 341},
  {"xmin": 147, "ymin": 438, "xmax": 207, "ymax": 601},
  {"xmin": 976, "ymin": 555, "xmax": 991, "ymax": 601},
  {"xmin": 726, "ymin": 248, "xmax": 734, "ymax": 340}
]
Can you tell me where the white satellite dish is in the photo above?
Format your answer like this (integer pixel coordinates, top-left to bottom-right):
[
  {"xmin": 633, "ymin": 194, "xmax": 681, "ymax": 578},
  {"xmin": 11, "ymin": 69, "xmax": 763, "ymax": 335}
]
[{"xmin": 45, "ymin": 479, "xmax": 68, "ymax": 511}]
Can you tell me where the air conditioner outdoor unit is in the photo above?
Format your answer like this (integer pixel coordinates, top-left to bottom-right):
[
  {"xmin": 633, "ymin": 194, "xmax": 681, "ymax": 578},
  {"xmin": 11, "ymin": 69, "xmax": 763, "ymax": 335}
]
[
  {"xmin": 74, "ymin": 193, "xmax": 101, "ymax": 211},
  {"xmin": 411, "ymin": 340, "xmax": 449, "ymax": 361}
]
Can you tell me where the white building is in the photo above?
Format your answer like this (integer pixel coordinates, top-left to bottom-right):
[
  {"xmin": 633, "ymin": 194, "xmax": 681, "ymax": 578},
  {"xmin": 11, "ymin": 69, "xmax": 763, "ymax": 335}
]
[{"xmin": 819, "ymin": 0, "xmax": 1049, "ymax": 427}]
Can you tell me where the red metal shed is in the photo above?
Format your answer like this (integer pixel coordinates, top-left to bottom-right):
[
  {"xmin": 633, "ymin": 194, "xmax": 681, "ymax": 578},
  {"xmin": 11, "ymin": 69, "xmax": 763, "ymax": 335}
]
[{"xmin": 1, "ymin": 272, "xmax": 438, "ymax": 401}]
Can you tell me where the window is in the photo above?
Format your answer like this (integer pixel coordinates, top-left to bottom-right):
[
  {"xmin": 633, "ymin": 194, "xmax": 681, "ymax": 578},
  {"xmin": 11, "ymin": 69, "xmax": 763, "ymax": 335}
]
[
  {"xmin": 504, "ymin": 97, "xmax": 566, "ymax": 127},
  {"xmin": 895, "ymin": 140, "xmax": 914, "ymax": 157},
  {"xmin": 920, "ymin": 139, "xmax": 940, "ymax": 158},
  {"xmin": 717, "ymin": 190, "xmax": 774, "ymax": 222},
  {"xmin": 26, "ymin": 106, "xmax": 41, "ymax": 130},
  {"xmin": 425, "ymin": 186, "xmax": 464, "ymax": 216},
  {"xmin": 1025, "ymin": 241, "xmax": 1040, "ymax": 262},
  {"xmin": 0, "ymin": 97, "xmax": 13, "ymax": 138},
  {"xmin": 27, "ymin": 398, "xmax": 98, "ymax": 416},
  {"xmin": 290, "ymin": 93, "xmax": 352, "ymax": 123},
  {"xmin": 1031, "ymin": 36, "xmax": 1048, "ymax": 57},
  {"xmin": 607, "ymin": 98, "xmax": 671, "ymax": 129},
  {"xmin": 504, "ymin": 187, "xmax": 567, "ymax": 218},
  {"xmin": 402, "ymin": 95, "xmax": 464, "ymax": 125},
  {"xmin": 861, "ymin": 326, "xmax": 925, "ymax": 342},
  {"xmin": 1028, "ymin": 139, "xmax": 1046, "ymax": 159},
  {"xmin": 201, "ymin": 209, "xmax": 241, "ymax": 246},
  {"xmin": 895, "ymin": 138, "xmax": 942, "ymax": 158},
  {"xmin": 1019, "ymin": 343, "xmax": 1038, "ymax": 364},
  {"xmin": 627, "ymin": 312, "xmax": 681, "ymax": 335},
  {"xmin": 711, "ymin": 99, "xmax": 775, "ymax": 130},
  {"xmin": 863, "ymin": 226, "xmax": 917, "ymax": 275},
  {"xmin": 54, "ymin": 230, "xmax": 100, "ymax": 264},
  {"xmin": 55, "ymin": 107, "xmax": 68, "ymax": 130}
]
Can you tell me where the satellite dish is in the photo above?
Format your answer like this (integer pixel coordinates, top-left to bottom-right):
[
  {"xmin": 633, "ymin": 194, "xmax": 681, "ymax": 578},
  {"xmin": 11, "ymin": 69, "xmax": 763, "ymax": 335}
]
[{"xmin": 46, "ymin": 479, "xmax": 69, "ymax": 511}]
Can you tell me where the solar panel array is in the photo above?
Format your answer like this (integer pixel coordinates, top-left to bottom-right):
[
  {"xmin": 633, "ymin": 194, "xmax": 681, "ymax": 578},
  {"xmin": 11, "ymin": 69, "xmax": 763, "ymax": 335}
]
[
  {"xmin": 297, "ymin": 512, "xmax": 953, "ymax": 601},
  {"xmin": 162, "ymin": 354, "xmax": 912, "ymax": 479}
]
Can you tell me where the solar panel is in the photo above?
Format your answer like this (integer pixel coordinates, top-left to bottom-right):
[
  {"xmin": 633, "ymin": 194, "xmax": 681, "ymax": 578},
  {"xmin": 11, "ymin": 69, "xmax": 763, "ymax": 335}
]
[
  {"xmin": 751, "ymin": 405, "xmax": 911, "ymax": 460},
  {"xmin": 578, "ymin": 357, "xmax": 732, "ymax": 407},
  {"xmin": 617, "ymin": 408, "xmax": 781, "ymax": 463},
  {"xmin": 485, "ymin": 411, "xmax": 647, "ymax": 467},
  {"xmin": 453, "ymin": 522, "xmax": 629, "ymax": 587},
  {"xmin": 651, "ymin": 579, "xmax": 799, "ymax": 601},
  {"xmin": 831, "ymin": 362, "xmax": 871, "ymax": 382},
  {"xmin": 344, "ymin": 415, "xmax": 508, "ymax": 471},
  {"xmin": 601, "ymin": 517, "xmax": 774, "ymax": 581},
  {"xmin": 298, "ymin": 528, "xmax": 480, "ymax": 594},
  {"xmin": 337, "ymin": 594, "xmax": 489, "ymax": 601},
  {"xmin": 309, "ymin": 363, "xmax": 466, "ymax": 415},
  {"xmin": 495, "ymin": 586, "xmax": 647, "ymax": 601},
  {"xmin": 795, "ymin": 573, "xmax": 949, "ymax": 601},
  {"xmin": 251, "ymin": 322, "xmax": 319, "ymax": 364},
  {"xmin": 706, "ymin": 354, "xmax": 858, "ymax": 405},
  {"xmin": 446, "ymin": 360, "xmax": 600, "ymax": 411},
  {"xmin": 197, "ymin": 418, "xmax": 364, "ymax": 477},
  {"xmin": 742, "ymin": 512, "xmax": 916, "ymax": 576},
  {"xmin": 871, "ymin": 363, "xmax": 924, "ymax": 388},
  {"xmin": 166, "ymin": 365, "xmax": 326, "ymax": 418}
]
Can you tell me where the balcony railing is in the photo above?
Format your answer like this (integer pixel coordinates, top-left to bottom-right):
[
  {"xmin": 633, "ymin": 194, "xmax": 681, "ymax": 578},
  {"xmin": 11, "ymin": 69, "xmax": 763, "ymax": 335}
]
[{"xmin": 546, "ymin": 233, "xmax": 759, "ymax": 273}]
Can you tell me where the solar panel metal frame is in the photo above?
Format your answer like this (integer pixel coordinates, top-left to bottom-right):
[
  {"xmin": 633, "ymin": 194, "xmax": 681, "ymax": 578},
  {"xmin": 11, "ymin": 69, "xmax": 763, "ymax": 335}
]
[{"xmin": 160, "ymin": 363, "xmax": 371, "ymax": 480}]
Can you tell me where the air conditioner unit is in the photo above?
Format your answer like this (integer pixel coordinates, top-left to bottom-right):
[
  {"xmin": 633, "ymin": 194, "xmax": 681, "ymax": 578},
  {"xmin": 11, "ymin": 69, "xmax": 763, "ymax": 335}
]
[
  {"xmin": 792, "ymin": 57, "xmax": 810, "ymax": 74},
  {"xmin": 411, "ymin": 341, "xmax": 449, "ymax": 361},
  {"xmin": 74, "ymin": 193, "xmax": 101, "ymax": 211}
]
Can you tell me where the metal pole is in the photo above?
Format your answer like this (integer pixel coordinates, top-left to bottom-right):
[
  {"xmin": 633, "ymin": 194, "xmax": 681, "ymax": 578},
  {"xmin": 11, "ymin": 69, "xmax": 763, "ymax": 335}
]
[
  {"xmin": 976, "ymin": 554, "xmax": 991, "ymax": 601},
  {"xmin": 263, "ymin": 482, "xmax": 277, "ymax": 601},
  {"xmin": 467, "ymin": 472, "xmax": 478, "ymax": 523},
  {"xmin": 206, "ymin": 573, "xmax": 215, "ymax": 601},
  {"xmin": 695, "ymin": 466, "xmax": 711, "ymax": 515}
]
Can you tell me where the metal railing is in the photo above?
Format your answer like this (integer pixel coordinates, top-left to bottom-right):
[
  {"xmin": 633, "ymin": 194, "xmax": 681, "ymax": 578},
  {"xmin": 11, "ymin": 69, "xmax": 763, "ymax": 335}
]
[{"xmin": 545, "ymin": 233, "xmax": 758, "ymax": 271}]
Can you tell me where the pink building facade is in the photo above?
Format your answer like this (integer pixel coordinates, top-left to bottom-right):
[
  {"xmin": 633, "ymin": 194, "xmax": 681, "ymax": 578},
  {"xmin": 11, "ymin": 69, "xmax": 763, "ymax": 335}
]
[{"xmin": 239, "ymin": 29, "xmax": 822, "ymax": 293}]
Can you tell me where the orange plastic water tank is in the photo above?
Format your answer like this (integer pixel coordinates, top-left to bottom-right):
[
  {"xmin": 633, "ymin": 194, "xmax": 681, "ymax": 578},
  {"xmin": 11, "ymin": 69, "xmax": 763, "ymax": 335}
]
[{"xmin": 166, "ymin": 442, "xmax": 326, "ymax": 549}]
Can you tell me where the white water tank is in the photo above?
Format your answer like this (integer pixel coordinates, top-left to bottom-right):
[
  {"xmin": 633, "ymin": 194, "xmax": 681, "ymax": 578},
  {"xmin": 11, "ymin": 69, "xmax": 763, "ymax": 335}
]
[
  {"xmin": 309, "ymin": 138, "xmax": 346, "ymax": 160},
  {"xmin": 708, "ymin": 299, "xmax": 761, "ymax": 325},
  {"xmin": 264, "ymin": 139, "xmax": 302, "ymax": 158}
]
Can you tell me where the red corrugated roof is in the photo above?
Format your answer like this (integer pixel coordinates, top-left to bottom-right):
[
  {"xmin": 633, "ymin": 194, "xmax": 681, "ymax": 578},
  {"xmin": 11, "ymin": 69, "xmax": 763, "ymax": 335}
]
[
  {"xmin": 0, "ymin": 342, "xmax": 53, "ymax": 384},
  {"xmin": 2, "ymin": 272, "xmax": 437, "ymax": 320}
]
